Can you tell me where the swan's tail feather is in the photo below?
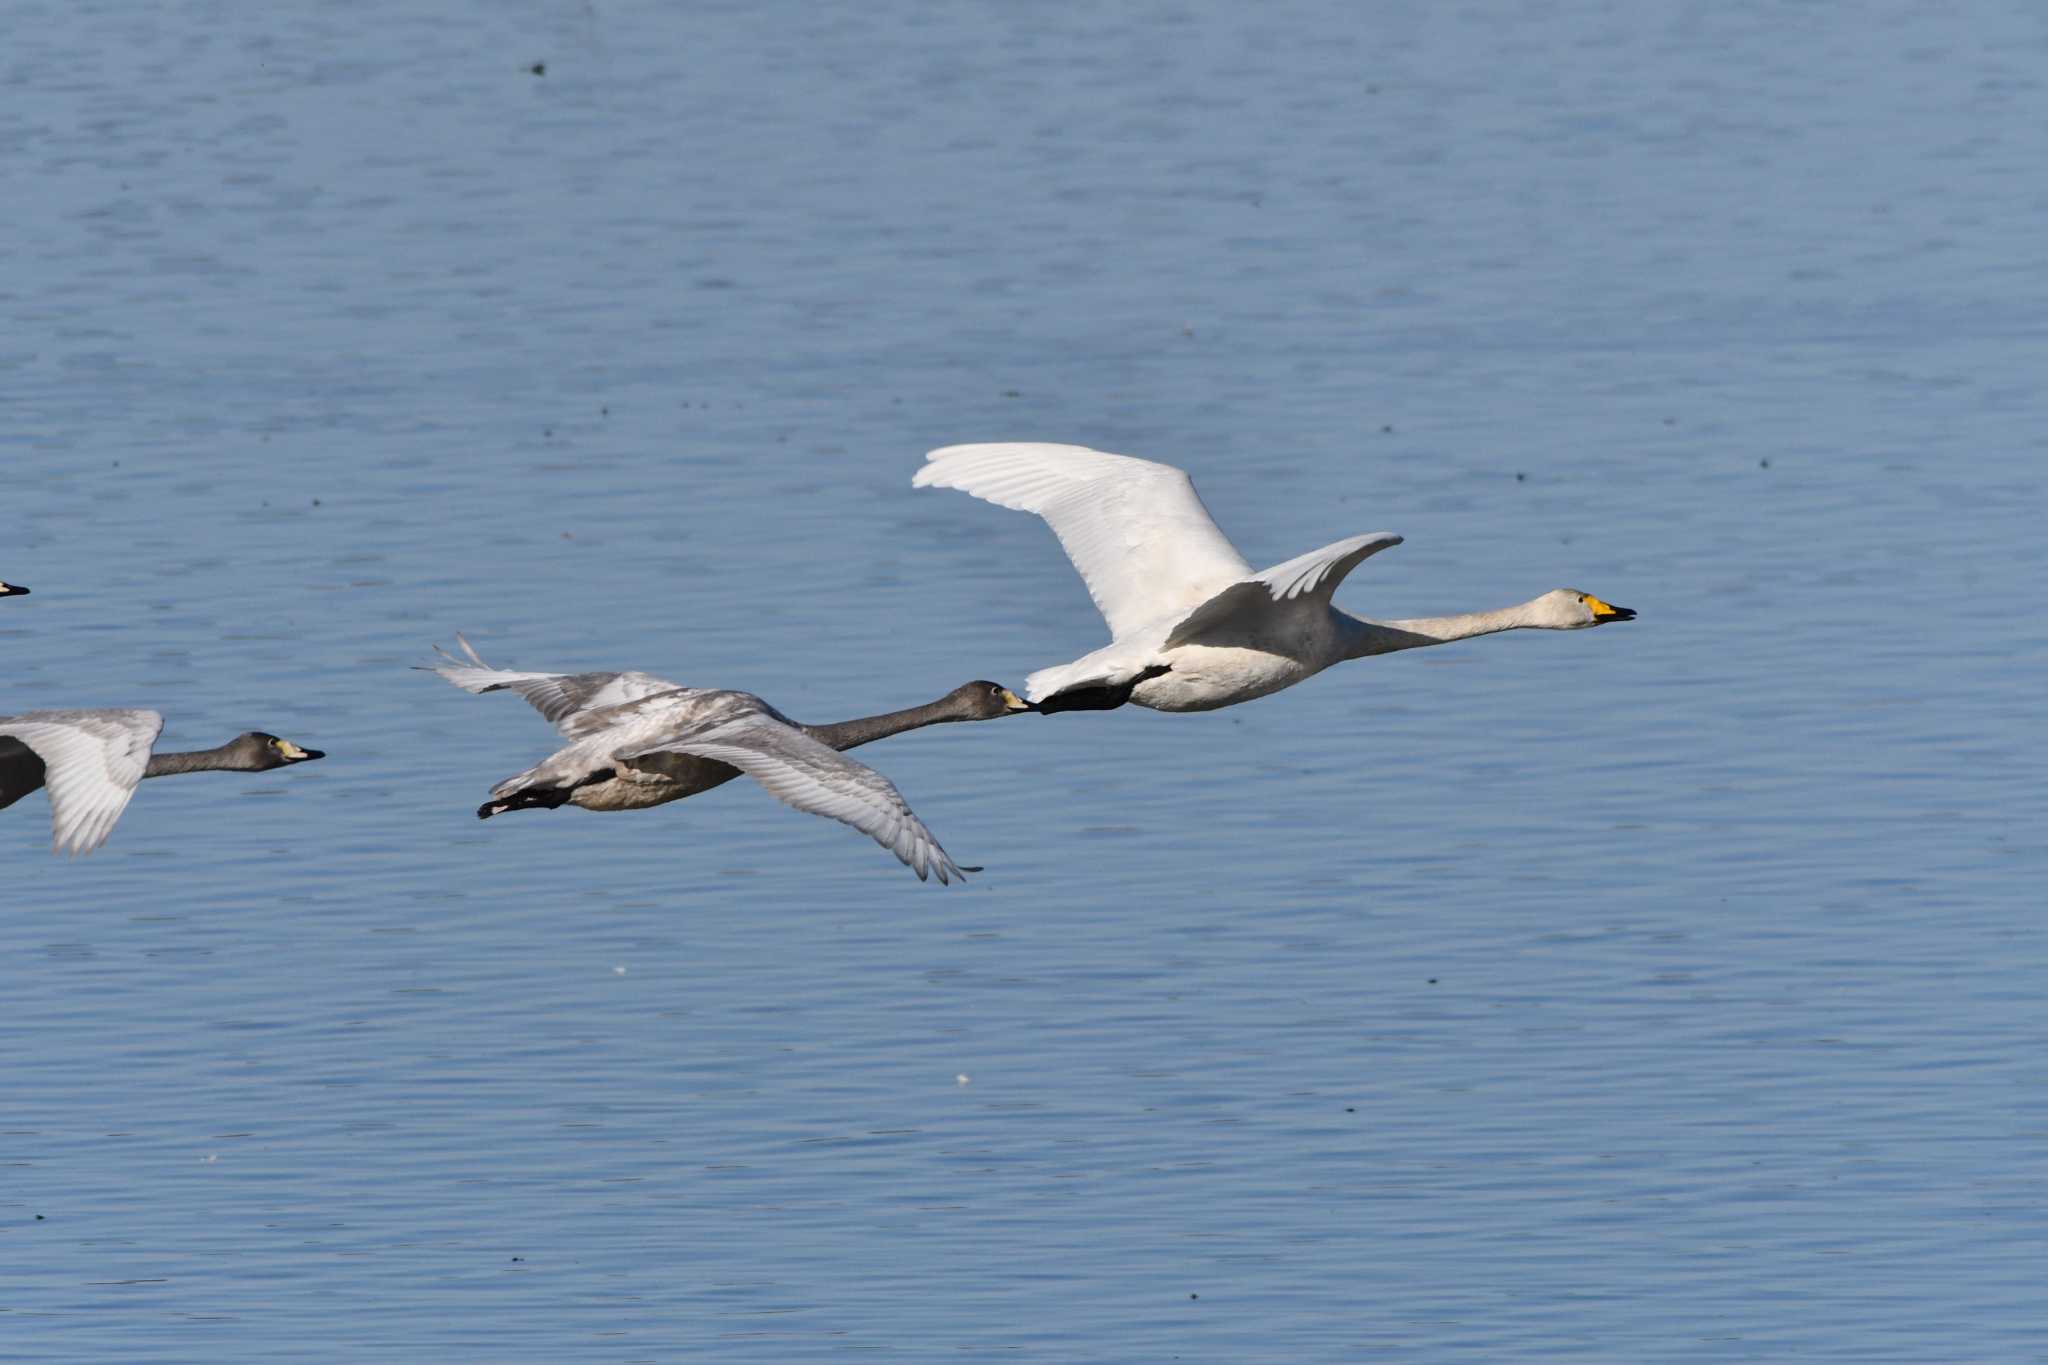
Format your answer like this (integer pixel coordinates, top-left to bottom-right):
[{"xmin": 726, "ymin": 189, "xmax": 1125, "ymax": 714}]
[{"xmin": 417, "ymin": 633, "xmax": 550, "ymax": 697}]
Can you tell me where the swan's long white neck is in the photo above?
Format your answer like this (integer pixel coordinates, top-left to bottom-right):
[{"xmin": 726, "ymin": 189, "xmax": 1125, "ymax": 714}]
[{"xmin": 1338, "ymin": 600, "xmax": 1545, "ymax": 659}]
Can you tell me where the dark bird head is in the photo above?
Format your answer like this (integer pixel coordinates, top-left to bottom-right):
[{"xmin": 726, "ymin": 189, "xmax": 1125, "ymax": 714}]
[
  {"xmin": 236, "ymin": 732, "xmax": 327, "ymax": 769},
  {"xmin": 949, "ymin": 681, "xmax": 1036, "ymax": 719}
]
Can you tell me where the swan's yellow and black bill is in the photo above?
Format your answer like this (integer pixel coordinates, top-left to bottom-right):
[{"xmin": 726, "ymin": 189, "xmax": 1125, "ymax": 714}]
[
  {"xmin": 0, "ymin": 582, "xmax": 26, "ymax": 597},
  {"xmin": 272, "ymin": 738, "xmax": 325, "ymax": 762},
  {"xmin": 999, "ymin": 688, "xmax": 1035, "ymax": 713},
  {"xmin": 1583, "ymin": 594, "xmax": 1636, "ymax": 623}
]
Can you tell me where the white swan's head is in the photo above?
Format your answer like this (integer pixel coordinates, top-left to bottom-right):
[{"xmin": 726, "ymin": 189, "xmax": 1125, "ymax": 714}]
[
  {"xmin": 1532, "ymin": 588, "xmax": 1635, "ymax": 629},
  {"xmin": 0, "ymin": 581, "xmax": 27, "ymax": 598}
]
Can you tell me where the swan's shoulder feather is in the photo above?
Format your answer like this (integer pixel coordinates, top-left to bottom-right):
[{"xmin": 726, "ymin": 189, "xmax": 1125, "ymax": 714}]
[
  {"xmin": 1248, "ymin": 532, "xmax": 1405, "ymax": 602},
  {"xmin": 916, "ymin": 443, "xmax": 1252, "ymax": 640},
  {"xmin": 562, "ymin": 687, "xmax": 771, "ymax": 743},
  {"xmin": 617, "ymin": 710, "xmax": 963, "ymax": 883},
  {"xmin": 1164, "ymin": 532, "xmax": 1403, "ymax": 648},
  {"xmin": 0, "ymin": 708, "xmax": 164, "ymax": 854}
]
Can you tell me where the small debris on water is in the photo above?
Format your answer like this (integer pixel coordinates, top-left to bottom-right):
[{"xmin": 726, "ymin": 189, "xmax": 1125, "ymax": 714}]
[
  {"xmin": 955, "ymin": 1073, "xmax": 971, "ymax": 1086},
  {"xmin": 529, "ymin": 62, "xmax": 546, "ymax": 76}
]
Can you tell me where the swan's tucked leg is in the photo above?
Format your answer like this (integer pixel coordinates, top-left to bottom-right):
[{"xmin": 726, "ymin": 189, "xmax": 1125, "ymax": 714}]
[
  {"xmin": 1034, "ymin": 664, "xmax": 1171, "ymax": 715},
  {"xmin": 477, "ymin": 770, "xmax": 611, "ymax": 819}
]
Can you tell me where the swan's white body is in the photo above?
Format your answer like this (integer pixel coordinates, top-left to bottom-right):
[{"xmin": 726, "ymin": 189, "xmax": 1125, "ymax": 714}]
[{"xmin": 915, "ymin": 443, "xmax": 1633, "ymax": 713}]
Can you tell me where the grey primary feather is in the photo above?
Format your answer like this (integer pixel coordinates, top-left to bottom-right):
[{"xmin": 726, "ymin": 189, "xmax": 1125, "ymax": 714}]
[
  {"xmin": 419, "ymin": 633, "xmax": 685, "ymax": 734},
  {"xmin": 617, "ymin": 708, "xmax": 965, "ymax": 884}
]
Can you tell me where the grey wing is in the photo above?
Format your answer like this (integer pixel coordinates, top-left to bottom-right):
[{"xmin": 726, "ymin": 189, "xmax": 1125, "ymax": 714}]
[
  {"xmin": 418, "ymin": 633, "xmax": 684, "ymax": 735},
  {"xmin": 0, "ymin": 709, "xmax": 163, "ymax": 855},
  {"xmin": 619, "ymin": 715, "xmax": 967, "ymax": 884}
]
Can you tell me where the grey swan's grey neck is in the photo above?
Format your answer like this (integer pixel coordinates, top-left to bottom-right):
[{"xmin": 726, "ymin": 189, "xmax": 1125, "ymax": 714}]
[
  {"xmin": 802, "ymin": 696, "xmax": 979, "ymax": 752},
  {"xmin": 142, "ymin": 744, "xmax": 262, "ymax": 778},
  {"xmin": 1340, "ymin": 602, "xmax": 1542, "ymax": 659},
  {"xmin": 615, "ymin": 688, "xmax": 1012, "ymax": 798}
]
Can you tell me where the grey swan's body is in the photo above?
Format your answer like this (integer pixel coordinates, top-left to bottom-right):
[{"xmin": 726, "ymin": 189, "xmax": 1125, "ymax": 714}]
[
  {"xmin": 0, "ymin": 710, "xmax": 324, "ymax": 854},
  {"xmin": 0, "ymin": 581, "xmax": 26, "ymax": 598},
  {"xmin": 915, "ymin": 443, "xmax": 1635, "ymax": 713},
  {"xmin": 420, "ymin": 635, "xmax": 1033, "ymax": 884}
]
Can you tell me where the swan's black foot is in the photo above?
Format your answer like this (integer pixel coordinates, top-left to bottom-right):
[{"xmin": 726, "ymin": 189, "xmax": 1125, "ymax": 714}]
[
  {"xmin": 1034, "ymin": 664, "xmax": 1170, "ymax": 715},
  {"xmin": 477, "ymin": 786, "xmax": 576, "ymax": 819}
]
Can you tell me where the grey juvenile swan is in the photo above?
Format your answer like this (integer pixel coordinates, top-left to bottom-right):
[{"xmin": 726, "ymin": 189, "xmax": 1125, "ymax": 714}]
[
  {"xmin": 0, "ymin": 710, "xmax": 324, "ymax": 854},
  {"xmin": 915, "ymin": 442, "xmax": 1636, "ymax": 713},
  {"xmin": 420, "ymin": 635, "xmax": 1034, "ymax": 884}
]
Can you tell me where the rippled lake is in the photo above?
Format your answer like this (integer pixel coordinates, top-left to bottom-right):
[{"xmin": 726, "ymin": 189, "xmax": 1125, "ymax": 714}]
[{"xmin": 4, "ymin": 1, "xmax": 2045, "ymax": 1359}]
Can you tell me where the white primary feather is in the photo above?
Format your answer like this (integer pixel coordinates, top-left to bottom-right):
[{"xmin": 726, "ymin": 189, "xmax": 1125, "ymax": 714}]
[
  {"xmin": 0, "ymin": 709, "xmax": 164, "ymax": 855},
  {"xmin": 915, "ymin": 442, "xmax": 1253, "ymax": 641}
]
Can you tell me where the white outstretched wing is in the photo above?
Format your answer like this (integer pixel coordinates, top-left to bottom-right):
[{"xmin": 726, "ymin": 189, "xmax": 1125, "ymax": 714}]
[
  {"xmin": 0, "ymin": 709, "xmax": 163, "ymax": 855},
  {"xmin": 621, "ymin": 714, "xmax": 965, "ymax": 884},
  {"xmin": 1164, "ymin": 532, "xmax": 1404, "ymax": 648},
  {"xmin": 419, "ymin": 634, "xmax": 684, "ymax": 735},
  {"xmin": 915, "ymin": 443, "xmax": 1253, "ymax": 641}
]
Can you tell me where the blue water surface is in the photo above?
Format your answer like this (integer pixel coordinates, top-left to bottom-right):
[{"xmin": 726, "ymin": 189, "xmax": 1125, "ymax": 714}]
[{"xmin": 3, "ymin": 1, "xmax": 2045, "ymax": 1360}]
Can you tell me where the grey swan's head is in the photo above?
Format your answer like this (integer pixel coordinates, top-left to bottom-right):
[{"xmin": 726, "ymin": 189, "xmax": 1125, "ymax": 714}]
[
  {"xmin": 942, "ymin": 681, "xmax": 1036, "ymax": 720},
  {"xmin": 225, "ymin": 732, "xmax": 327, "ymax": 769}
]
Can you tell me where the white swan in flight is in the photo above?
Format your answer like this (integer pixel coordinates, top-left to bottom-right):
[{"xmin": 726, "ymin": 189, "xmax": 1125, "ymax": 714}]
[
  {"xmin": 420, "ymin": 635, "xmax": 1033, "ymax": 884},
  {"xmin": 0, "ymin": 710, "xmax": 324, "ymax": 854},
  {"xmin": 914, "ymin": 443, "xmax": 1635, "ymax": 713}
]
